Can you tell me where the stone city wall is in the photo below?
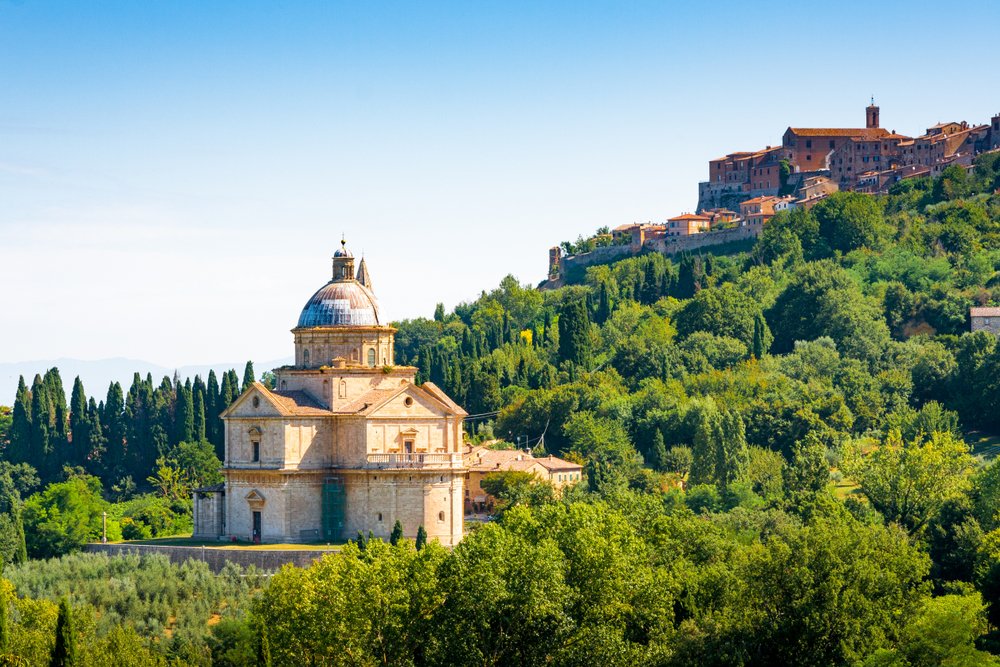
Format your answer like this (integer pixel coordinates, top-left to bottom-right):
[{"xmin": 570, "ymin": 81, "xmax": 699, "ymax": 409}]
[{"xmin": 542, "ymin": 225, "xmax": 759, "ymax": 289}]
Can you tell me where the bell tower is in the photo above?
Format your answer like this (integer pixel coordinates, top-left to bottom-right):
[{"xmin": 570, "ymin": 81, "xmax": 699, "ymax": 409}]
[{"xmin": 866, "ymin": 98, "xmax": 880, "ymax": 129}]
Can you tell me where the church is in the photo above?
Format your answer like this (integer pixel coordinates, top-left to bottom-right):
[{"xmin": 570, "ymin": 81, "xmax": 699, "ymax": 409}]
[{"xmin": 193, "ymin": 242, "xmax": 467, "ymax": 546}]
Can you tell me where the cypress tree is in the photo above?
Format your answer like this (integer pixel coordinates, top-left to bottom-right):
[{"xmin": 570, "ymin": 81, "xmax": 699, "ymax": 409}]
[
  {"xmin": 0, "ymin": 592, "xmax": 8, "ymax": 655},
  {"xmin": 650, "ymin": 430, "xmax": 668, "ymax": 472},
  {"xmin": 225, "ymin": 370, "xmax": 241, "ymax": 402},
  {"xmin": 242, "ymin": 361, "xmax": 255, "ymax": 392},
  {"xmin": 28, "ymin": 375, "xmax": 50, "ymax": 475},
  {"xmin": 194, "ymin": 390, "xmax": 206, "ymax": 442},
  {"xmin": 752, "ymin": 312, "xmax": 767, "ymax": 359},
  {"xmin": 716, "ymin": 410, "xmax": 748, "ymax": 487},
  {"xmin": 640, "ymin": 260, "xmax": 660, "ymax": 304},
  {"xmin": 174, "ymin": 381, "xmax": 194, "ymax": 445},
  {"xmin": 256, "ymin": 621, "xmax": 272, "ymax": 667},
  {"xmin": 206, "ymin": 370, "xmax": 221, "ymax": 447},
  {"xmin": 9, "ymin": 376, "xmax": 31, "ymax": 464},
  {"xmin": 689, "ymin": 399, "xmax": 722, "ymax": 486},
  {"xmin": 103, "ymin": 382, "xmax": 127, "ymax": 480},
  {"xmin": 50, "ymin": 597, "xmax": 76, "ymax": 667},
  {"xmin": 557, "ymin": 299, "xmax": 592, "ymax": 368},
  {"xmin": 390, "ymin": 520, "xmax": 403, "ymax": 546},
  {"xmin": 595, "ymin": 282, "xmax": 612, "ymax": 324},
  {"xmin": 415, "ymin": 525, "xmax": 427, "ymax": 551},
  {"xmin": 43, "ymin": 368, "xmax": 68, "ymax": 444},
  {"xmin": 68, "ymin": 377, "xmax": 89, "ymax": 466},
  {"xmin": 86, "ymin": 399, "xmax": 105, "ymax": 464},
  {"xmin": 461, "ymin": 328, "xmax": 474, "ymax": 357}
]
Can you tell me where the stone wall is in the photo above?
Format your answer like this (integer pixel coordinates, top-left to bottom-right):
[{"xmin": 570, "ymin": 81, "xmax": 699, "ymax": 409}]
[
  {"xmin": 541, "ymin": 225, "xmax": 759, "ymax": 289},
  {"xmin": 84, "ymin": 542, "xmax": 339, "ymax": 573}
]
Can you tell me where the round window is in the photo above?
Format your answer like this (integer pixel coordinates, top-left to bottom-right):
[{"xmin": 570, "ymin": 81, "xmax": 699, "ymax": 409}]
[
  {"xmin": 404, "ymin": 397, "xmax": 413, "ymax": 407},
  {"xmin": 252, "ymin": 397, "xmax": 260, "ymax": 408}
]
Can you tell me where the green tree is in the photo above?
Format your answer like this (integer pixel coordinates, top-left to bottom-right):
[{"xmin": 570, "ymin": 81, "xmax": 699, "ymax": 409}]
[
  {"xmin": 675, "ymin": 284, "xmax": 771, "ymax": 354},
  {"xmin": 242, "ymin": 361, "xmax": 255, "ymax": 392},
  {"xmin": 431, "ymin": 522, "xmax": 573, "ymax": 666},
  {"xmin": 23, "ymin": 475, "xmax": 113, "ymax": 558},
  {"xmin": 768, "ymin": 260, "xmax": 891, "ymax": 363},
  {"xmin": 255, "ymin": 621, "xmax": 272, "ymax": 667},
  {"xmin": 50, "ymin": 597, "xmax": 76, "ymax": 667},
  {"xmin": 390, "ymin": 520, "xmax": 403, "ymax": 546},
  {"xmin": 557, "ymin": 299, "xmax": 592, "ymax": 368},
  {"xmin": 68, "ymin": 377, "xmax": 89, "ymax": 468},
  {"xmin": 784, "ymin": 434, "xmax": 830, "ymax": 496},
  {"xmin": 689, "ymin": 398, "xmax": 723, "ymax": 486},
  {"xmin": 415, "ymin": 525, "xmax": 427, "ymax": 551},
  {"xmin": 9, "ymin": 376, "xmax": 31, "ymax": 465},
  {"xmin": 845, "ymin": 430, "xmax": 975, "ymax": 534},
  {"xmin": 752, "ymin": 311, "xmax": 767, "ymax": 358},
  {"xmin": 813, "ymin": 191, "xmax": 889, "ymax": 253}
]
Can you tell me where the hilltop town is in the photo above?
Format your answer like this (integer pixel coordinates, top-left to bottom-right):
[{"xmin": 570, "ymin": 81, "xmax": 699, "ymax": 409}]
[{"xmin": 545, "ymin": 103, "xmax": 1000, "ymax": 283}]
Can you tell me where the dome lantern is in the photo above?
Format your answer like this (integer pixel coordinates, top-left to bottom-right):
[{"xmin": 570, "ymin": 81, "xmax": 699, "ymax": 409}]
[{"xmin": 332, "ymin": 239, "xmax": 355, "ymax": 281}]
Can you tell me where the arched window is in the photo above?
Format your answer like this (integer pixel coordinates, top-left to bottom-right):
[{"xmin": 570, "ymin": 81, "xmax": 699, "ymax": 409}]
[
  {"xmin": 438, "ymin": 511, "xmax": 446, "ymax": 522},
  {"xmin": 303, "ymin": 349, "xmax": 310, "ymax": 366},
  {"xmin": 367, "ymin": 348, "xmax": 376, "ymax": 367},
  {"xmin": 377, "ymin": 512, "xmax": 383, "ymax": 522}
]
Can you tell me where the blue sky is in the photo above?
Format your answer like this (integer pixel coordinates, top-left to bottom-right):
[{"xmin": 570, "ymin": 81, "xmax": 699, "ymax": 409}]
[{"xmin": 2, "ymin": 0, "xmax": 998, "ymax": 368}]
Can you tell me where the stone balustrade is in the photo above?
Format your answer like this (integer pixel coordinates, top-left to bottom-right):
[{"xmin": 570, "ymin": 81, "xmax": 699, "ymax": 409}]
[{"xmin": 364, "ymin": 453, "xmax": 463, "ymax": 469}]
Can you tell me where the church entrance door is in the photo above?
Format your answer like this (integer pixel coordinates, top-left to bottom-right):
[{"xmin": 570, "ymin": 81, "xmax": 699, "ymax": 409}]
[{"xmin": 252, "ymin": 511, "xmax": 262, "ymax": 543}]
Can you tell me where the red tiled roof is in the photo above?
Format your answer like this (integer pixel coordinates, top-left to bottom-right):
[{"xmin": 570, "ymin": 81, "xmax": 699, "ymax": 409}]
[
  {"xmin": 971, "ymin": 307, "xmax": 1000, "ymax": 317},
  {"xmin": 787, "ymin": 127, "xmax": 889, "ymax": 138},
  {"xmin": 739, "ymin": 196, "xmax": 777, "ymax": 206},
  {"xmin": 668, "ymin": 213, "xmax": 711, "ymax": 221}
]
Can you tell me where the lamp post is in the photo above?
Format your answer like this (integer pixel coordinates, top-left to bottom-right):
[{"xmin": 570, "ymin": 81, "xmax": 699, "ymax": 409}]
[{"xmin": 102, "ymin": 511, "xmax": 107, "ymax": 543}]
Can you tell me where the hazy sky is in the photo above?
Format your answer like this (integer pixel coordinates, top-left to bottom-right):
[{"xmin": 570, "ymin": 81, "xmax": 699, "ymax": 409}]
[{"xmin": 2, "ymin": 0, "xmax": 999, "ymax": 368}]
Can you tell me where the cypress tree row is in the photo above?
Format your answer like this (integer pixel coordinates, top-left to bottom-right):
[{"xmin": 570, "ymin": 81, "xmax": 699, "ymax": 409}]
[{"xmin": 3, "ymin": 364, "xmax": 252, "ymax": 491}]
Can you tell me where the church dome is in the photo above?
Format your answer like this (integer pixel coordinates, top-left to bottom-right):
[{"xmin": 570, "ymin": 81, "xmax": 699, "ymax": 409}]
[{"xmin": 297, "ymin": 280, "xmax": 381, "ymax": 327}]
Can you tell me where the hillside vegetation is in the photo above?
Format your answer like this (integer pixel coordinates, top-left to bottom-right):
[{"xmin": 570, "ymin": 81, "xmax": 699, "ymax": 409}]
[{"xmin": 1, "ymin": 155, "xmax": 1000, "ymax": 665}]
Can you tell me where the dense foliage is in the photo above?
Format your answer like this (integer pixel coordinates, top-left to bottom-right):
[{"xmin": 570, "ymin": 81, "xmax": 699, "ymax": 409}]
[{"xmin": 1, "ymin": 154, "xmax": 1000, "ymax": 664}]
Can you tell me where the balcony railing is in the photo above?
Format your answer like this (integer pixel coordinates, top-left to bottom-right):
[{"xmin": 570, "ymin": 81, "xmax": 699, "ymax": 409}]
[{"xmin": 364, "ymin": 453, "xmax": 463, "ymax": 469}]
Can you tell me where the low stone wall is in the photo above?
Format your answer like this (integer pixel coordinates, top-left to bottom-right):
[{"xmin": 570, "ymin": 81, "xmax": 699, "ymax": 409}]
[
  {"xmin": 545, "ymin": 225, "xmax": 759, "ymax": 289},
  {"xmin": 644, "ymin": 225, "xmax": 758, "ymax": 254},
  {"xmin": 84, "ymin": 542, "xmax": 340, "ymax": 573}
]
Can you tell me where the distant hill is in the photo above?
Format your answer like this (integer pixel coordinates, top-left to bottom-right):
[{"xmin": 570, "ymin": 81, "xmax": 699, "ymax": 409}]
[{"xmin": 0, "ymin": 356, "xmax": 293, "ymax": 405}]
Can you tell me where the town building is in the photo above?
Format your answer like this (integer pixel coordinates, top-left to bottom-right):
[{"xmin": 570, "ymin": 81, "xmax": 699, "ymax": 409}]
[
  {"xmin": 667, "ymin": 213, "xmax": 711, "ymax": 236},
  {"xmin": 193, "ymin": 242, "xmax": 467, "ymax": 546},
  {"xmin": 698, "ymin": 103, "xmax": 1000, "ymax": 211},
  {"xmin": 971, "ymin": 307, "xmax": 1000, "ymax": 336},
  {"xmin": 739, "ymin": 196, "xmax": 781, "ymax": 230},
  {"xmin": 463, "ymin": 444, "xmax": 582, "ymax": 512}
]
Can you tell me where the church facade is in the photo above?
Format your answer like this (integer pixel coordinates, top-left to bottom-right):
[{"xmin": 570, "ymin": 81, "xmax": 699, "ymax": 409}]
[{"xmin": 193, "ymin": 242, "xmax": 467, "ymax": 546}]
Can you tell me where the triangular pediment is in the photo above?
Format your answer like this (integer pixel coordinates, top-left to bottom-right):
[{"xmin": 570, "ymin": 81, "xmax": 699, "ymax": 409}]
[
  {"xmin": 365, "ymin": 383, "xmax": 457, "ymax": 419},
  {"xmin": 220, "ymin": 383, "xmax": 286, "ymax": 419},
  {"xmin": 245, "ymin": 489, "xmax": 266, "ymax": 503}
]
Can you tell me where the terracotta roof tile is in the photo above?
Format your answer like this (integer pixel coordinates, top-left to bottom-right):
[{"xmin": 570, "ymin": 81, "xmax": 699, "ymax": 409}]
[
  {"xmin": 668, "ymin": 213, "xmax": 711, "ymax": 221},
  {"xmin": 262, "ymin": 388, "xmax": 331, "ymax": 416},
  {"xmin": 788, "ymin": 127, "xmax": 889, "ymax": 138}
]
